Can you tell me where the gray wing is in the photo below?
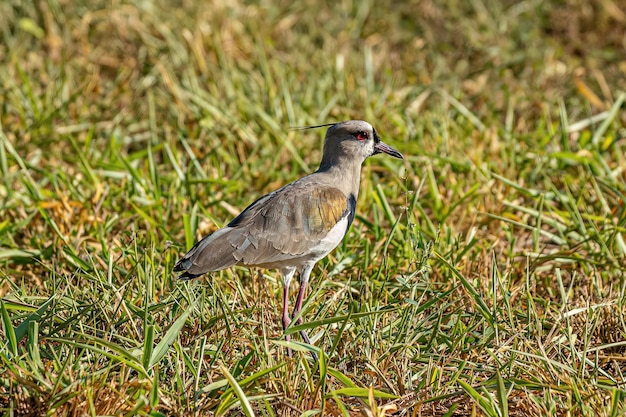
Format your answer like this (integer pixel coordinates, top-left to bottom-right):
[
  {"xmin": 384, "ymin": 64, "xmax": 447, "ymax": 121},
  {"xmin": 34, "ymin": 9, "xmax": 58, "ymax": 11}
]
[{"xmin": 175, "ymin": 180, "xmax": 355, "ymax": 279}]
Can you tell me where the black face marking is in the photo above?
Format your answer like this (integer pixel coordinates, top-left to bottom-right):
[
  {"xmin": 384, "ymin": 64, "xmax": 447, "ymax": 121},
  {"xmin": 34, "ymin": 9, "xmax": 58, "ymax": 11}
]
[
  {"xmin": 372, "ymin": 128, "xmax": 381, "ymax": 144},
  {"xmin": 345, "ymin": 193, "xmax": 357, "ymax": 233}
]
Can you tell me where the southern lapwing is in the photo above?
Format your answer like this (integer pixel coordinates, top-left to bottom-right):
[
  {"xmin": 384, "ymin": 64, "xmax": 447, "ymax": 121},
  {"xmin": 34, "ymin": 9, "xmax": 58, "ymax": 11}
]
[{"xmin": 174, "ymin": 120, "xmax": 403, "ymax": 358}]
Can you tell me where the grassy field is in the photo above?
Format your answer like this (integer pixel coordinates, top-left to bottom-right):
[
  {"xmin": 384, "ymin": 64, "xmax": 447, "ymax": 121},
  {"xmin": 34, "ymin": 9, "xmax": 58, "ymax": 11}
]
[{"xmin": 2, "ymin": 0, "xmax": 626, "ymax": 415}]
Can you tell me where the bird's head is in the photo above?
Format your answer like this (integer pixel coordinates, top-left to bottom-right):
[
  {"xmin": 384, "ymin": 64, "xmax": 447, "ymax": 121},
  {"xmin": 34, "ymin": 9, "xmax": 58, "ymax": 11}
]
[
  {"xmin": 294, "ymin": 120, "xmax": 403, "ymax": 171},
  {"xmin": 318, "ymin": 120, "xmax": 403, "ymax": 169}
]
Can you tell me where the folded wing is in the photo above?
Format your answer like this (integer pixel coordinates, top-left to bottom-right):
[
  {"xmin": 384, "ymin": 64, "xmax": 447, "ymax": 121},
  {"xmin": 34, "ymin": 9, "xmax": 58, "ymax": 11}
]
[{"xmin": 175, "ymin": 181, "xmax": 354, "ymax": 279}]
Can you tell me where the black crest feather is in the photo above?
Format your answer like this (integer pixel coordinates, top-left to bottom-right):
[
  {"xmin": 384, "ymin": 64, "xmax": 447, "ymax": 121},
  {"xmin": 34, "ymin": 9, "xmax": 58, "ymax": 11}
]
[{"xmin": 290, "ymin": 122, "xmax": 337, "ymax": 131}]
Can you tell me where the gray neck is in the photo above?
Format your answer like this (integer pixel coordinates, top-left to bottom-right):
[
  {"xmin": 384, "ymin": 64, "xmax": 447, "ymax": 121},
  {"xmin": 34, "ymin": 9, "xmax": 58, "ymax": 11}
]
[{"xmin": 316, "ymin": 155, "xmax": 363, "ymax": 199}]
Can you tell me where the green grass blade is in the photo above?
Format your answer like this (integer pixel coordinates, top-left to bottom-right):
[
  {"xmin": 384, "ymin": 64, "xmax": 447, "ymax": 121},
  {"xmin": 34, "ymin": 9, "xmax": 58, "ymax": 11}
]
[
  {"xmin": 434, "ymin": 252, "xmax": 493, "ymax": 324},
  {"xmin": 592, "ymin": 92, "xmax": 625, "ymax": 148},
  {"xmin": 495, "ymin": 370, "xmax": 509, "ymax": 417},
  {"xmin": 458, "ymin": 380, "xmax": 498, "ymax": 417},
  {"xmin": 14, "ymin": 295, "xmax": 55, "ymax": 343},
  {"xmin": 1, "ymin": 300, "xmax": 17, "ymax": 356},
  {"xmin": 326, "ymin": 387, "xmax": 399, "ymax": 400},
  {"xmin": 47, "ymin": 337, "xmax": 148, "ymax": 378},
  {"xmin": 148, "ymin": 307, "xmax": 192, "ymax": 369},
  {"xmin": 219, "ymin": 364, "xmax": 256, "ymax": 417},
  {"xmin": 143, "ymin": 324, "xmax": 155, "ymax": 371},
  {"xmin": 285, "ymin": 306, "xmax": 399, "ymax": 335},
  {"xmin": 27, "ymin": 320, "xmax": 40, "ymax": 365},
  {"xmin": 327, "ymin": 368, "xmax": 357, "ymax": 388}
]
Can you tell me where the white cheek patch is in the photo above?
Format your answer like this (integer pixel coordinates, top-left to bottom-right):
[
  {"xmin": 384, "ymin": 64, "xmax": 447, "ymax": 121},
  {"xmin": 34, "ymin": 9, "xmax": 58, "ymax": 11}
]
[{"xmin": 367, "ymin": 141, "xmax": 376, "ymax": 158}]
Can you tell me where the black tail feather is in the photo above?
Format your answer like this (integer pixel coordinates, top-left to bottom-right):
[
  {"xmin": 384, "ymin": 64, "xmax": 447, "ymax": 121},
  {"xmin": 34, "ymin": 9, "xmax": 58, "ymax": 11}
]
[
  {"xmin": 177, "ymin": 270, "xmax": 205, "ymax": 281},
  {"xmin": 174, "ymin": 257, "xmax": 204, "ymax": 280}
]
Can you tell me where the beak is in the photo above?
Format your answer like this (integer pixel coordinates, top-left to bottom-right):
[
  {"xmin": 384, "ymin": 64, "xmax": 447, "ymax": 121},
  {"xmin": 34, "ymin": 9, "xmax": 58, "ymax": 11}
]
[{"xmin": 374, "ymin": 141, "xmax": 404, "ymax": 159}]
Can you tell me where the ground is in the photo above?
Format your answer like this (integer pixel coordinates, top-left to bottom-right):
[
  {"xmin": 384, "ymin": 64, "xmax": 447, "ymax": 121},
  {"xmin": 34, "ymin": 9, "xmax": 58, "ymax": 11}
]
[{"xmin": 1, "ymin": 0, "xmax": 626, "ymax": 416}]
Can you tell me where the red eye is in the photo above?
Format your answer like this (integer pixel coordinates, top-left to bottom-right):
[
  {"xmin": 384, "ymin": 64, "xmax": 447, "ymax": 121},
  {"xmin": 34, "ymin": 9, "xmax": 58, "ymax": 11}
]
[{"xmin": 356, "ymin": 131, "xmax": 368, "ymax": 141}]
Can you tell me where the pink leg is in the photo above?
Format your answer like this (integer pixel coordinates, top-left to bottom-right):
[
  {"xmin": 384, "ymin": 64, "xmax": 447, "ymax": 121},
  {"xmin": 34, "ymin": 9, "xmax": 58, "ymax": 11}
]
[
  {"xmin": 282, "ymin": 282, "xmax": 293, "ymax": 358},
  {"xmin": 280, "ymin": 267, "xmax": 296, "ymax": 358},
  {"xmin": 292, "ymin": 264, "xmax": 318, "ymax": 362}
]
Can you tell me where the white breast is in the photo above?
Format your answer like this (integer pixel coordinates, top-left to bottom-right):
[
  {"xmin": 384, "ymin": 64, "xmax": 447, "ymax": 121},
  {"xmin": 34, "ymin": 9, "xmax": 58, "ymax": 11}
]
[{"xmin": 307, "ymin": 215, "xmax": 350, "ymax": 261}]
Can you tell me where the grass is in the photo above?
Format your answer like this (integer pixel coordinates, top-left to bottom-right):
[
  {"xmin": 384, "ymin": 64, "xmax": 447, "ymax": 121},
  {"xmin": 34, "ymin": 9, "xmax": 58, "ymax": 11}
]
[{"xmin": 1, "ymin": 0, "xmax": 626, "ymax": 415}]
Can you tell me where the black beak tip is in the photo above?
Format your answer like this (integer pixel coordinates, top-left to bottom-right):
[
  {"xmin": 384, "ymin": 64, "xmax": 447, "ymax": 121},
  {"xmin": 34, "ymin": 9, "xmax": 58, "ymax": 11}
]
[
  {"xmin": 392, "ymin": 149, "xmax": 404, "ymax": 159},
  {"xmin": 374, "ymin": 142, "xmax": 404, "ymax": 159}
]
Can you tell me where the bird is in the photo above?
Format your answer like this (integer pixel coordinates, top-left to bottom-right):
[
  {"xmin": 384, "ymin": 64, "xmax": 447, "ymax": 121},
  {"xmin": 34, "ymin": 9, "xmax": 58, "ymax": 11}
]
[{"xmin": 174, "ymin": 120, "xmax": 404, "ymax": 358}]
